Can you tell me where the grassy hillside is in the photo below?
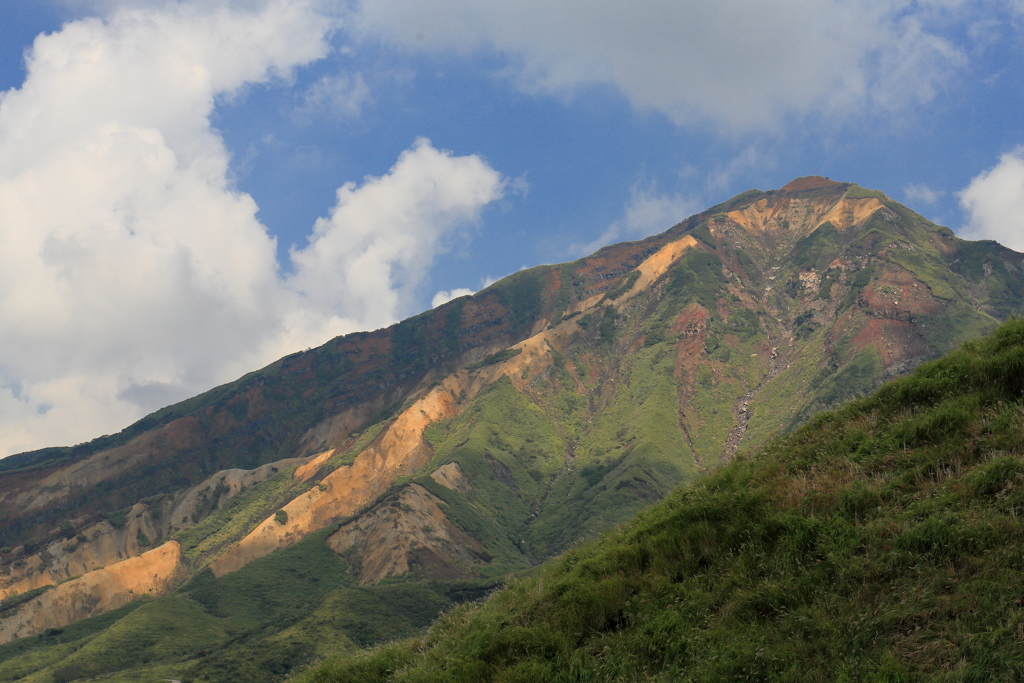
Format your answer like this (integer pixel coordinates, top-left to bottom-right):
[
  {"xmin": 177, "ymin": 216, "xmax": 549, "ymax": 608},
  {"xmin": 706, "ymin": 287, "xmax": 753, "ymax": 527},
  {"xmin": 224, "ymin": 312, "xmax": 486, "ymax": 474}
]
[
  {"xmin": 0, "ymin": 528, "xmax": 493, "ymax": 683},
  {"xmin": 296, "ymin": 318, "xmax": 1024, "ymax": 682}
]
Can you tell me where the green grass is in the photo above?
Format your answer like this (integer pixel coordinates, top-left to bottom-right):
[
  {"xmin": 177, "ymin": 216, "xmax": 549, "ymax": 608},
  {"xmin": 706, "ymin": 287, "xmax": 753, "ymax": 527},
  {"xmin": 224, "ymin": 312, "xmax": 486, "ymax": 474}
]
[
  {"xmin": 0, "ymin": 601, "xmax": 148, "ymax": 682},
  {"xmin": 325, "ymin": 419, "xmax": 392, "ymax": 470},
  {"xmin": 180, "ymin": 527, "xmax": 356, "ymax": 634},
  {"xmin": 294, "ymin": 319, "xmax": 1024, "ymax": 682},
  {"xmin": 46, "ymin": 597, "xmax": 227, "ymax": 683},
  {"xmin": 845, "ymin": 184, "xmax": 887, "ymax": 200},
  {"xmin": 529, "ymin": 342, "xmax": 699, "ymax": 555},
  {"xmin": 422, "ymin": 377, "xmax": 568, "ymax": 563},
  {"xmin": 0, "ymin": 597, "xmax": 224, "ymax": 683},
  {"xmin": 171, "ymin": 463, "xmax": 311, "ymax": 564}
]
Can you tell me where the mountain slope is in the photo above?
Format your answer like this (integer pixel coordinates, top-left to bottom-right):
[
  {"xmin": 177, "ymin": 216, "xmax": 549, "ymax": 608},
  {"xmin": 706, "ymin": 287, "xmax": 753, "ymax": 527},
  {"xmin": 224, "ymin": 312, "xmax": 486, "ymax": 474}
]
[
  {"xmin": 1, "ymin": 177, "xmax": 1023, "ymax": 681},
  {"xmin": 297, "ymin": 318, "xmax": 1024, "ymax": 682}
]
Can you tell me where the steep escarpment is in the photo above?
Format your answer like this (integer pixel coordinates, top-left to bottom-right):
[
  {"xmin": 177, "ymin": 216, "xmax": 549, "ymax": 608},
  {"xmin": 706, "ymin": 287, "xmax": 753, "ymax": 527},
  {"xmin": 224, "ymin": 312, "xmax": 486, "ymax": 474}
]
[
  {"xmin": 0, "ymin": 454, "xmax": 313, "ymax": 603},
  {"xmin": 0, "ymin": 541, "xmax": 181, "ymax": 645}
]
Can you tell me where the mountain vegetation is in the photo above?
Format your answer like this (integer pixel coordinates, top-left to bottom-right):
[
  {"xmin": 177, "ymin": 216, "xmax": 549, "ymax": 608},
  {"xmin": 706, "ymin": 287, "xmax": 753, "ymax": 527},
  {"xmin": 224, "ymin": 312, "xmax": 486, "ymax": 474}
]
[
  {"xmin": 297, "ymin": 318, "xmax": 1024, "ymax": 682},
  {"xmin": 1, "ymin": 177, "xmax": 1023, "ymax": 681}
]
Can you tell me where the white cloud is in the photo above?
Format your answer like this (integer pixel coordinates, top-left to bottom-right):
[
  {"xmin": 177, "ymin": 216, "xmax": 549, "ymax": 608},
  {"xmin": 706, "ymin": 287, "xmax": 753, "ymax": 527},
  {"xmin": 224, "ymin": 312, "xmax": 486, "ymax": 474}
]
[
  {"xmin": 296, "ymin": 72, "xmax": 370, "ymax": 119},
  {"xmin": 904, "ymin": 183, "xmax": 944, "ymax": 204},
  {"xmin": 432, "ymin": 288, "xmax": 474, "ymax": 308},
  {"xmin": 349, "ymin": 0, "xmax": 969, "ymax": 130},
  {"xmin": 287, "ymin": 138, "xmax": 506, "ymax": 330},
  {"xmin": 570, "ymin": 185, "xmax": 699, "ymax": 256},
  {"xmin": 0, "ymin": 3, "xmax": 506, "ymax": 455},
  {"xmin": 958, "ymin": 147, "xmax": 1024, "ymax": 252},
  {"xmin": 705, "ymin": 145, "xmax": 775, "ymax": 193}
]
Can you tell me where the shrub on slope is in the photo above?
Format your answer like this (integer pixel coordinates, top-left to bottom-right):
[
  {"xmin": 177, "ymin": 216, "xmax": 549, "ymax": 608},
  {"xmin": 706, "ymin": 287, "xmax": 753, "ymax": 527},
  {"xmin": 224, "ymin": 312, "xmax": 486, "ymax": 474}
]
[{"xmin": 295, "ymin": 319, "xmax": 1024, "ymax": 682}]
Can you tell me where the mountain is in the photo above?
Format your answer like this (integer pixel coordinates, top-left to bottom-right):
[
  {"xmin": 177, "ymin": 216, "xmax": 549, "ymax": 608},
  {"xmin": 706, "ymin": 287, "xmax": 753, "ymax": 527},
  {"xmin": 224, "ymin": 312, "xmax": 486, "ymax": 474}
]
[
  {"xmin": 295, "ymin": 317, "xmax": 1024, "ymax": 682},
  {"xmin": 1, "ymin": 177, "xmax": 1022, "ymax": 681}
]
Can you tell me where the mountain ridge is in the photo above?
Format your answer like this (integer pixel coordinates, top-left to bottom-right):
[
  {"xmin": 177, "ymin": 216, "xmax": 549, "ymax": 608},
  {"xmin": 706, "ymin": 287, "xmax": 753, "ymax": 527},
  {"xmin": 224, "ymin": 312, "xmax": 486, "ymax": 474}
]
[{"xmin": 2, "ymin": 176, "xmax": 1023, "ymax": 681}]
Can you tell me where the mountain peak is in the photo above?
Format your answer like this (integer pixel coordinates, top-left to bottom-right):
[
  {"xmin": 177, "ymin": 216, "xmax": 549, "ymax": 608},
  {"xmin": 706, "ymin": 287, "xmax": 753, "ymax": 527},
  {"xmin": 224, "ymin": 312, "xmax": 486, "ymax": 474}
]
[
  {"xmin": 716, "ymin": 178, "xmax": 884, "ymax": 239},
  {"xmin": 779, "ymin": 175, "xmax": 845, "ymax": 193}
]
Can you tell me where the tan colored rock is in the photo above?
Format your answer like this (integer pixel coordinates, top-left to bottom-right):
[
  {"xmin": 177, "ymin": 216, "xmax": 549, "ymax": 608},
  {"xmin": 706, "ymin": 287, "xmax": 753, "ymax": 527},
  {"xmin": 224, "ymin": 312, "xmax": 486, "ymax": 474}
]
[
  {"xmin": 622, "ymin": 235, "xmax": 700, "ymax": 302},
  {"xmin": 293, "ymin": 449, "xmax": 335, "ymax": 482},
  {"xmin": 0, "ymin": 454, "xmax": 315, "ymax": 602},
  {"xmin": 430, "ymin": 462, "xmax": 471, "ymax": 493},
  {"xmin": 725, "ymin": 193, "xmax": 884, "ymax": 239},
  {"xmin": 326, "ymin": 484, "xmax": 487, "ymax": 584},
  {"xmin": 209, "ymin": 379, "xmax": 466, "ymax": 577},
  {"xmin": 0, "ymin": 541, "xmax": 181, "ymax": 645},
  {"xmin": 0, "ymin": 503, "xmax": 160, "ymax": 601}
]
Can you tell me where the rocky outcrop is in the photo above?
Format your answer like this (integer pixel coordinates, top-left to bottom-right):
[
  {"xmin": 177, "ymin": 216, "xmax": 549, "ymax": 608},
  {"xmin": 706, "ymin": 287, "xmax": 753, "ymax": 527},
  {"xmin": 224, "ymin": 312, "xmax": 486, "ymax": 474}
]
[
  {"xmin": 0, "ymin": 454, "xmax": 314, "ymax": 601},
  {"xmin": 208, "ymin": 378, "xmax": 468, "ymax": 576},
  {"xmin": 0, "ymin": 503, "xmax": 161, "ymax": 601},
  {"xmin": 326, "ymin": 484, "xmax": 489, "ymax": 584},
  {"xmin": 430, "ymin": 462, "xmax": 471, "ymax": 493},
  {"xmin": 0, "ymin": 541, "xmax": 181, "ymax": 644}
]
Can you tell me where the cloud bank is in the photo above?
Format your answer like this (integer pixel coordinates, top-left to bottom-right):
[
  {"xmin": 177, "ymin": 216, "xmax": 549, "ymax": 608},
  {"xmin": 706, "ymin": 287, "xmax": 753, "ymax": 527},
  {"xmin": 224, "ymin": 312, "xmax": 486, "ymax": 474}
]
[
  {"xmin": 959, "ymin": 147, "xmax": 1024, "ymax": 252},
  {"xmin": 0, "ymin": 1, "xmax": 506, "ymax": 455},
  {"xmin": 350, "ymin": 0, "xmax": 967, "ymax": 130},
  {"xmin": 570, "ymin": 186, "xmax": 699, "ymax": 257}
]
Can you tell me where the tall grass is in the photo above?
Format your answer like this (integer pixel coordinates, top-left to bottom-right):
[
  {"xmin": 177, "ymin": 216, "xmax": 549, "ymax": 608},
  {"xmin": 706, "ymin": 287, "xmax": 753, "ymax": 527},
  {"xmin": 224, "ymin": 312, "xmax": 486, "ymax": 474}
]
[{"xmin": 294, "ymin": 319, "xmax": 1024, "ymax": 682}]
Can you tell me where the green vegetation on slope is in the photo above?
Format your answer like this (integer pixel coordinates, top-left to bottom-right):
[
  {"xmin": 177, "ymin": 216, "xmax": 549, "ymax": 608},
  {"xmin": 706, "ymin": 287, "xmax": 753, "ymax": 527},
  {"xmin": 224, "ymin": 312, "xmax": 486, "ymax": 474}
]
[
  {"xmin": 530, "ymin": 342, "xmax": 699, "ymax": 555},
  {"xmin": 296, "ymin": 319, "xmax": 1024, "ymax": 682},
  {"xmin": 0, "ymin": 528, "xmax": 484, "ymax": 683}
]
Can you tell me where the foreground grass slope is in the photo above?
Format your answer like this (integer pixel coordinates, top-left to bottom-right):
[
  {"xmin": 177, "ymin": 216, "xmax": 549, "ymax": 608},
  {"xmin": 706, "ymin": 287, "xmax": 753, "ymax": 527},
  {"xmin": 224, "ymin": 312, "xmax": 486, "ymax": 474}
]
[{"xmin": 298, "ymin": 319, "xmax": 1024, "ymax": 682}]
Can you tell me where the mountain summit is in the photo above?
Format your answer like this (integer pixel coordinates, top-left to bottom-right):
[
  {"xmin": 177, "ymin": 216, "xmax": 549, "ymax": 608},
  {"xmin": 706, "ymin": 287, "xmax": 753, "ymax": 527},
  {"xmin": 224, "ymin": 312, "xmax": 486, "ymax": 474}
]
[{"xmin": 2, "ymin": 178, "xmax": 1023, "ymax": 681}]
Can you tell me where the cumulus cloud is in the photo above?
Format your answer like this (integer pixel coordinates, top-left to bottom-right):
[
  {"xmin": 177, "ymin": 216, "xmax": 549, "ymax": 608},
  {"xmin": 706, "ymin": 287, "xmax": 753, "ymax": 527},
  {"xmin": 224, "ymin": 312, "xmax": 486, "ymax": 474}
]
[
  {"xmin": 287, "ymin": 138, "xmax": 506, "ymax": 330},
  {"xmin": 959, "ymin": 147, "xmax": 1024, "ymax": 252},
  {"xmin": 570, "ymin": 185, "xmax": 699, "ymax": 256},
  {"xmin": 0, "ymin": 2, "xmax": 506, "ymax": 455},
  {"xmin": 295, "ymin": 72, "xmax": 370, "ymax": 119},
  {"xmin": 904, "ymin": 183, "xmax": 944, "ymax": 204},
  {"xmin": 349, "ymin": 0, "xmax": 968, "ymax": 130},
  {"xmin": 432, "ymin": 288, "xmax": 475, "ymax": 308}
]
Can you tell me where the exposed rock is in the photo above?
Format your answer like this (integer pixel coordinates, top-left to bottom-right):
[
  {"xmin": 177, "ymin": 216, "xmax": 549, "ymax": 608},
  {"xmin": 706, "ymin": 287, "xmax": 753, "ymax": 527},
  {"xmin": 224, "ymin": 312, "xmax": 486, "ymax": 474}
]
[
  {"xmin": 326, "ymin": 484, "xmax": 488, "ymax": 584},
  {"xmin": 430, "ymin": 462, "xmax": 471, "ymax": 493},
  {"xmin": 0, "ymin": 541, "xmax": 181, "ymax": 644}
]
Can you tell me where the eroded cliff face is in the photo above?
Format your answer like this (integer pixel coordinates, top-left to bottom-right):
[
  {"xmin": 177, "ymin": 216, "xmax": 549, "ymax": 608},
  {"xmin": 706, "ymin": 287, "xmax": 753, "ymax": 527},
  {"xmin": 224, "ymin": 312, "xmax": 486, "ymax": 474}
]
[
  {"xmin": 206, "ymin": 233, "xmax": 703, "ymax": 578},
  {"xmin": 0, "ymin": 454, "xmax": 314, "ymax": 601},
  {"xmin": 326, "ymin": 483, "xmax": 489, "ymax": 584},
  {"xmin": 0, "ymin": 541, "xmax": 181, "ymax": 645},
  {"xmin": 0, "ymin": 282, "xmax": 562, "ymax": 552},
  {"xmin": 0, "ymin": 503, "xmax": 161, "ymax": 602}
]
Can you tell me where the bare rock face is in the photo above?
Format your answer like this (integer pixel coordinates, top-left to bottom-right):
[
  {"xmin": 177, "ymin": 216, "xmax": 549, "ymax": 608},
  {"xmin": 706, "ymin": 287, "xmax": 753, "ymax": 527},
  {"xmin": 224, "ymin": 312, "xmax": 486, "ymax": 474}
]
[
  {"xmin": 0, "ymin": 454, "xmax": 313, "ymax": 602},
  {"xmin": 0, "ymin": 541, "xmax": 181, "ymax": 645},
  {"xmin": 0, "ymin": 503, "xmax": 161, "ymax": 602},
  {"xmin": 430, "ymin": 462, "xmax": 471, "ymax": 493},
  {"xmin": 327, "ymin": 484, "xmax": 489, "ymax": 584}
]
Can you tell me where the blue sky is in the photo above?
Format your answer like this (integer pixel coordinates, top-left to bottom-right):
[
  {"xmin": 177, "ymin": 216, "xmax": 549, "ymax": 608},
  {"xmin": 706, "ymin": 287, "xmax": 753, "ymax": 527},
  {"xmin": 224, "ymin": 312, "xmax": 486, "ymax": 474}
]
[{"xmin": 1, "ymin": 0, "xmax": 1023, "ymax": 456}]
